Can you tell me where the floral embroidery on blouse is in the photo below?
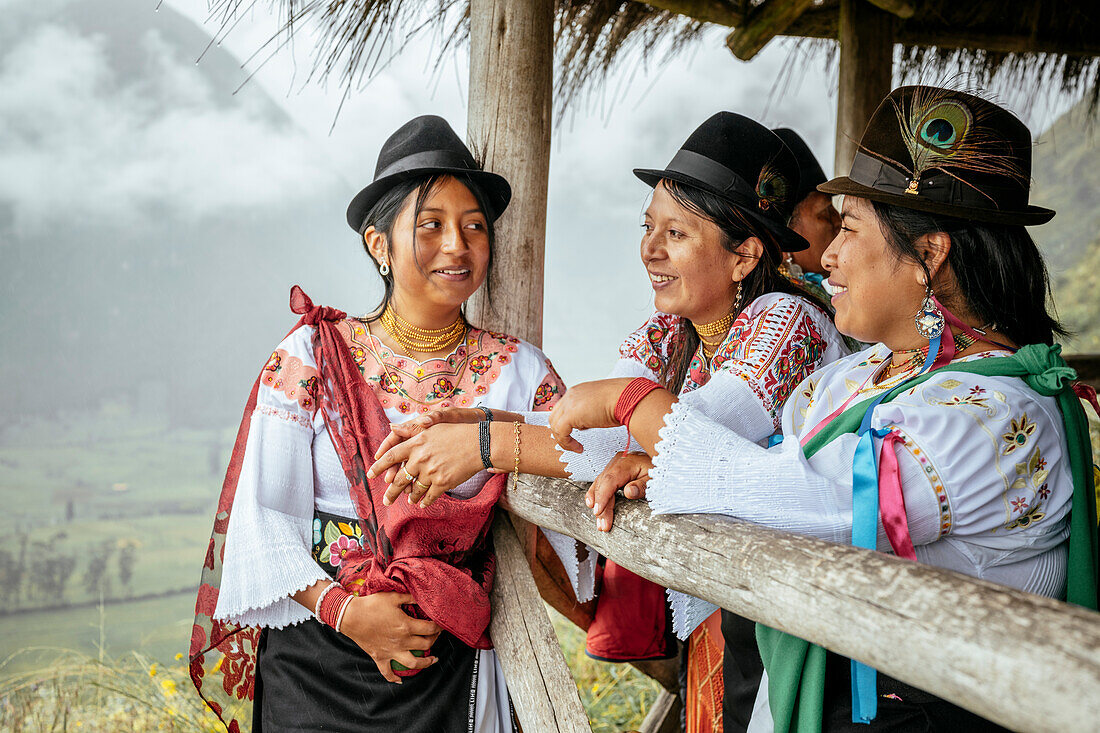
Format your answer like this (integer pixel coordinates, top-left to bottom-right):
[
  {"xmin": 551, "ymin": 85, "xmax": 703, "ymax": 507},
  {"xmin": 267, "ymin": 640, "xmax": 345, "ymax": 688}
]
[
  {"xmin": 532, "ymin": 359, "xmax": 566, "ymax": 411},
  {"xmin": 1002, "ymin": 414, "xmax": 1037, "ymax": 455},
  {"xmin": 1004, "ymin": 445, "xmax": 1050, "ymax": 530},
  {"xmin": 618, "ymin": 299, "xmax": 831, "ymax": 424},
  {"xmin": 619, "ymin": 313, "xmax": 678, "ymax": 376},
  {"xmin": 335, "ymin": 319, "xmax": 522, "ymax": 414},
  {"xmin": 261, "ymin": 349, "xmax": 320, "ymax": 412},
  {"xmin": 712, "ymin": 299, "xmax": 830, "ymax": 420}
]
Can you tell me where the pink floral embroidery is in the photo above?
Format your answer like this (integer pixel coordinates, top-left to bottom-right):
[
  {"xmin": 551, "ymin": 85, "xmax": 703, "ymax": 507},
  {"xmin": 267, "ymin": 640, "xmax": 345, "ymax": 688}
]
[
  {"xmin": 1010, "ymin": 497, "xmax": 1029, "ymax": 514},
  {"xmin": 335, "ymin": 321, "xmax": 528, "ymax": 409},
  {"xmin": 261, "ymin": 349, "xmax": 321, "ymax": 412},
  {"xmin": 328, "ymin": 535, "xmax": 359, "ymax": 567},
  {"xmin": 532, "ymin": 360, "xmax": 566, "ymax": 411}
]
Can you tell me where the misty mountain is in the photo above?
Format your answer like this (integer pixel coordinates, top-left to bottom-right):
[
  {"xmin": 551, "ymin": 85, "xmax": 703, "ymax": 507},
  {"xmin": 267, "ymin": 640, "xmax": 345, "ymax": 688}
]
[{"xmin": 0, "ymin": 0, "xmax": 376, "ymax": 426}]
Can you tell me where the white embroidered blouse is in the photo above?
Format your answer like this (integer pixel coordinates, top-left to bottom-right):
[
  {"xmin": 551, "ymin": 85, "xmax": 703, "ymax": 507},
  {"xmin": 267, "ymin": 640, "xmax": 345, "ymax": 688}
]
[
  {"xmin": 648, "ymin": 343, "xmax": 1073, "ymax": 602},
  {"xmin": 551, "ymin": 292, "xmax": 850, "ymax": 483},
  {"xmin": 214, "ymin": 321, "xmax": 566, "ymax": 629}
]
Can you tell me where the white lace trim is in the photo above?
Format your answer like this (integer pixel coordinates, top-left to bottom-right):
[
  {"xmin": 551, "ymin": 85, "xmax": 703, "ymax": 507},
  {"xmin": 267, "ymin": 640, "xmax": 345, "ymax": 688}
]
[{"xmin": 667, "ymin": 589, "xmax": 719, "ymax": 640}]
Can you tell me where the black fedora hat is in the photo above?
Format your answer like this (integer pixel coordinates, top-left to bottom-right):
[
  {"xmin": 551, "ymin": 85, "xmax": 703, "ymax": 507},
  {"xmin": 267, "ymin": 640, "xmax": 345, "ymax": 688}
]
[
  {"xmin": 346, "ymin": 115, "xmax": 511, "ymax": 232},
  {"xmin": 634, "ymin": 112, "xmax": 810, "ymax": 252},
  {"xmin": 772, "ymin": 128, "xmax": 827, "ymax": 206},
  {"xmin": 819, "ymin": 86, "xmax": 1054, "ymax": 226}
]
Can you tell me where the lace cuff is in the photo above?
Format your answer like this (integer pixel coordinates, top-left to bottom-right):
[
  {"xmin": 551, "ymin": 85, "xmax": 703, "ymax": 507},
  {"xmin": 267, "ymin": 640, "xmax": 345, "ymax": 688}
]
[{"xmin": 649, "ymin": 401, "xmax": 851, "ymax": 545}]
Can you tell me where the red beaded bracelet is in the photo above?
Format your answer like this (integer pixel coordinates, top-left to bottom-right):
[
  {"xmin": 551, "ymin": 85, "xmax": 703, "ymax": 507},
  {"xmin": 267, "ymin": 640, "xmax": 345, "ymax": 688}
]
[
  {"xmin": 317, "ymin": 584, "xmax": 354, "ymax": 631},
  {"xmin": 613, "ymin": 377, "xmax": 663, "ymax": 430}
]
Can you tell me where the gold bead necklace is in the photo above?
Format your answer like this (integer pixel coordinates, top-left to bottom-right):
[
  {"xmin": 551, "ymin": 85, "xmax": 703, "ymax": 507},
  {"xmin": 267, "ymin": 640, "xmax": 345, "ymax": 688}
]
[
  {"xmin": 693, "ymin": 312, "xmax": 735, "ymax": 363},
  {"xmin": 379, "ymin": 306, "xmax": 466, "ymax": 357}
]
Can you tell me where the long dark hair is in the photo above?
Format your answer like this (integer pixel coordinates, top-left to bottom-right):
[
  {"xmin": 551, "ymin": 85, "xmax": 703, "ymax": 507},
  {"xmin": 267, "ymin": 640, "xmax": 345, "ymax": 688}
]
[
  {"xmin": 870, "ymin": 201, "xmax": 1066, "ymax": 347},
  {"xmin": 659, "ymin": 179, "xmax": 831, "ymax": 393},
  {"xmin": 358, "ymin": 173, "xmax": 496, "ymax": 321}
]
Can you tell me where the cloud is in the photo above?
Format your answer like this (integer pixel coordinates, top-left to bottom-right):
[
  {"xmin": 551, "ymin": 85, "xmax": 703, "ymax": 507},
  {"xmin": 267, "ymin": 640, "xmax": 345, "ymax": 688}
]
[{"xmin": 0, "ymin": 22, "xmax": 341, "ymax": 236}]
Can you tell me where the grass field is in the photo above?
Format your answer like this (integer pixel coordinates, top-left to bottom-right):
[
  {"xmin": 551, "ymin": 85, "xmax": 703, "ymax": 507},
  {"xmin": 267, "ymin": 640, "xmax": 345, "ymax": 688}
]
[{"xmin": 0, "ymin": 409, "xmax": 661, "ymax": 731}]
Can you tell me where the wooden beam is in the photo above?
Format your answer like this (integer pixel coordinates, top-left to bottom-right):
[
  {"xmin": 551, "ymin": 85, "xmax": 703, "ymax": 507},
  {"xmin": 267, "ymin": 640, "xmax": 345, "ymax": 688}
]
[
  {"xmin": 780, "ymin": 12, "xmax": 1100, "ymax": 57},
  {"xmin": 466, "ymin": 0, "xmax": 554, "ymax": 347},
  {"xmin": 489, "ymin": 515, "xmax": 592, "ymax": 732},
  {"xmin": 633, "ymin": 0, "xmax": 745, "ymax": 26},
  {"xmin": 835, "ymin": 0, "xmax": 893, "ymax": 174},
  {"xmin": 866, "ymin": 0, "xmax": 915, "ymax": 19},
  {"xmin": 726, "ymin": 0, "xmax": 816, "ymax": 60},
  {"xmin": 639, "ymin": 689, "xmax": 682, "ymax": 733},
  {"xmin": 502, "ymin": 474, "xmax": 1100, "ymax": 733}
]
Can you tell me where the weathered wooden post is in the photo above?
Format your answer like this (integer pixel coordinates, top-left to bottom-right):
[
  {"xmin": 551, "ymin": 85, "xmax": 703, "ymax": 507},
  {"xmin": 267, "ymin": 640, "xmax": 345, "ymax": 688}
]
[
  {"xmin": 466, "ymin": 0, "xmax": 553, "ymax": 347},
  {"xmin": 466, "ymin": 2, "xmax": 592, "ymax": 731},
  {"xmin": 834, "ymin": 0, "xmax": 894, "ymax": 173}
]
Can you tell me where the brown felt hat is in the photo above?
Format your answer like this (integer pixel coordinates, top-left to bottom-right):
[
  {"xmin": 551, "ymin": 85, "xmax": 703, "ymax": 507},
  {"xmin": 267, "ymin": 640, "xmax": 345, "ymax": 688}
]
[{"xmin": 819, "ymin": 86, "xmax": 1054, "ymax": 226}]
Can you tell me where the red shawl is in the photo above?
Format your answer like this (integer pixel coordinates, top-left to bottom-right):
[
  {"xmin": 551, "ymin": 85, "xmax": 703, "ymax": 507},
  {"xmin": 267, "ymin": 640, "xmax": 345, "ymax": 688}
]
[{"xmin": 188, "ymin": 287, "xmax": 506, "ymax": 731}]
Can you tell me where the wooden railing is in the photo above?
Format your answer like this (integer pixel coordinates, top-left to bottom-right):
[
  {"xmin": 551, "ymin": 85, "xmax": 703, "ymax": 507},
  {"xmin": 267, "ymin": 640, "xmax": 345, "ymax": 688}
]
[{"xmin": 493, "ymin": 474, "xmax": 1100, "ymax": 733}]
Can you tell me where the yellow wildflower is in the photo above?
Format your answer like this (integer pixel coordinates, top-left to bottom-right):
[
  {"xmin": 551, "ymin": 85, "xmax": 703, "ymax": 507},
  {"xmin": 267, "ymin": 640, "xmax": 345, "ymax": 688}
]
[
  {"xmin": 175, "ymin": 652, "xmax": 184, "ymax": 660},
  {"xmin": 148, "ymin": 663, "xmax": 158, "ymax": 677},
  {"xmin": 161, "ymin": 679, "xmax": 178, "ymax": 696}
]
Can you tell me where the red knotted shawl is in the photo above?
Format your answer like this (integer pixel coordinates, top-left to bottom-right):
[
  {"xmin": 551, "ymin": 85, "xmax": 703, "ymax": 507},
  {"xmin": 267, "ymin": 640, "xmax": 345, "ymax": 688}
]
[{"xmin": 188, "ymin": 286, "xmax": 506, "ymax": 731}]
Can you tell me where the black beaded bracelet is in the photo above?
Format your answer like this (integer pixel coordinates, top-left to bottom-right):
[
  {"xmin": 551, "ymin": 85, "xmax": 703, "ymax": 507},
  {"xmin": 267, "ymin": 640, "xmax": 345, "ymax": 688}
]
[
  {"xmin": 476, "ymin": 405, "xmax": 494, "ymax": 422},
  {"xmin": 478, "ymin": 420, "xmax": 493, "ymax": 470}
]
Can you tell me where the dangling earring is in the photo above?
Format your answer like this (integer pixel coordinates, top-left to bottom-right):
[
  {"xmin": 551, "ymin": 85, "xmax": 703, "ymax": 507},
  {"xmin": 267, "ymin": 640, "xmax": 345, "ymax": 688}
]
[
  {"xmin": 914, "ymin": 284, "xmax": 945, "ymax": 339},
  {"xmin": 379, "ymin": 260, "xmax": 390, "ymax": 277},
  {"xmin": 733, "ymin": 281, "xmax": 743, "ymax": 313}
]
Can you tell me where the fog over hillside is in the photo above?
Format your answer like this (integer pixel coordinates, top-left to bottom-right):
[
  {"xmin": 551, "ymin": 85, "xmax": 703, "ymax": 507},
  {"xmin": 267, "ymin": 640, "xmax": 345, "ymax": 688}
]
[{"xmin": 2, "ymin": 0, "xmax": 1095, "ymax": 429}]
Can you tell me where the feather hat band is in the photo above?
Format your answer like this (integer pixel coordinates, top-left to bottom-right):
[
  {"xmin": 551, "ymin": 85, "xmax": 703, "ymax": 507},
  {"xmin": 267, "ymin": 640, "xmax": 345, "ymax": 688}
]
[{"xmin": 820, "ymin": 86, "xmax": 1054, "ymax": 226}]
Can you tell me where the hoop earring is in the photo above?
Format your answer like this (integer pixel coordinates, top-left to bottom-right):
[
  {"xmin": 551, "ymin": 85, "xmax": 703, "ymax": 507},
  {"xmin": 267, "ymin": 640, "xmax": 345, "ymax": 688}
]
[
  {"xmin": 379, "ymin": 261, "xmax": 390, "ymax": 277},
  {"xmin": 914, "ymin": 284, "xmax": 945, "ymax": 340}
]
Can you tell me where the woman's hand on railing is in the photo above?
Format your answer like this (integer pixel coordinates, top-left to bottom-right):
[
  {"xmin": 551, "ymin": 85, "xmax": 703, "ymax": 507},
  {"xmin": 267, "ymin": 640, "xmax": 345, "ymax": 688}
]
[
  {"xmin": 548, "ymin": 378, "xmax": 634, "ymax": 452},
  {"xmin": 368, "ymin": 422, "xmax": 486, "ymax": 508},
  {"xmin": 586, "ymin": 451, "xmax": 653, "ymax": 531},
  {"xmin": 340, "ymin": 592, "xmax": 441, "ymax": 683}
]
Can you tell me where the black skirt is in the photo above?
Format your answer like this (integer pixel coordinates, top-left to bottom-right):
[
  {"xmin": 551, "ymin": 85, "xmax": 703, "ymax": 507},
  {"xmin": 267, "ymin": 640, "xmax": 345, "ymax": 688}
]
[
  {"xmin": 251, "ymin": 509, "xmax": 491, "ymax": 733},
  {"xmin": 253, "ymin": 621, "xmax": 480, "ymax": 733}
]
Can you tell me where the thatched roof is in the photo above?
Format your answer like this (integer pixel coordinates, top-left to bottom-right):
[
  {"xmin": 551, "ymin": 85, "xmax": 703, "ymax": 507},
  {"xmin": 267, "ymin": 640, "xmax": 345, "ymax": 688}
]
[{"xmin": 205, "ymin": 0, "xmax": 1099, "ymax": 116}]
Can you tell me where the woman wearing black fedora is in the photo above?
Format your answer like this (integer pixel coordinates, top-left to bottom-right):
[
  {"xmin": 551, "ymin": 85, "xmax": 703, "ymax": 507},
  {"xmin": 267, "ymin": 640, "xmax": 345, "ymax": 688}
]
[
  {"xmin": 187, "ymin": 115, "xmax": 569, "ymax": 732},
  {"xmin": 367, "ymin": 112, "xmax": 850, "ymax": 732},
  {"xmin": 545, "ymin": 86, "xmax": 1099, "ymax": 731}
]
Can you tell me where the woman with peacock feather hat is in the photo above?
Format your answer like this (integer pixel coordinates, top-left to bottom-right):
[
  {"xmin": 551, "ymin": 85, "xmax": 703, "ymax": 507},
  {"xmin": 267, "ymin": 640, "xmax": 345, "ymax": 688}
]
[{"xmin": 541, "ymin": 86, "xmax": 1099, "ymax": 731}]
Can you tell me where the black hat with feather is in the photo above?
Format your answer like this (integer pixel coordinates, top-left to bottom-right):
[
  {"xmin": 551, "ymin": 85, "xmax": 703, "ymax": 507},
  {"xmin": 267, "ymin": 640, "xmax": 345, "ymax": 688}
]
[
  {"xmin": 634, "ymin": 112, "xmax": 810, "ymax": 252},
  {"xmin": 820, "ymin": 86, "xmax": 1053, "ymax": 226}
]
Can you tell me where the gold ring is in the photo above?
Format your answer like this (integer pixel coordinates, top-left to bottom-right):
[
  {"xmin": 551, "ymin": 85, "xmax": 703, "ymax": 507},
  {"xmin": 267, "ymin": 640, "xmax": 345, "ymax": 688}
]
[{"xmin": 414, "ymin": 478, "xmax": 431, "ymax": 491}]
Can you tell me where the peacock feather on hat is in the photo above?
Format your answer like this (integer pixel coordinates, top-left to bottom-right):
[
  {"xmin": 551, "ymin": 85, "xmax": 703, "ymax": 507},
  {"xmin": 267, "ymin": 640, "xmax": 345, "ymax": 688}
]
[{"xmin": 869, "ymin": 87, "xmax": 1029, "ymax": 205}]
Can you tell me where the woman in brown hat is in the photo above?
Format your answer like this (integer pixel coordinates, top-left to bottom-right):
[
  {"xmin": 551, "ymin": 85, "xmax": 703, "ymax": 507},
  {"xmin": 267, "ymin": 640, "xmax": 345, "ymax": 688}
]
[
  {"xmin": 368, "ymin": 111, "xmax": 851, "ymax": 732},
  {"xmin": 187, "ymin": 115, "xmax": 569, "ymax": 733},
  {"xmin": 544, "ymin": 86, "xmax": 1099, "ymax": 731}
]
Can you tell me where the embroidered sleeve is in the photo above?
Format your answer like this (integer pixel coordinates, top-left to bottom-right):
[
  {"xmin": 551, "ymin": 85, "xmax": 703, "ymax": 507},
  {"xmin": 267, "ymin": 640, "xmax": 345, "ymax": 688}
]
[
  {"xmin": 710, "ymin": 295, "xmax": 833, "ymax": 428},
  {"xmin": 257, "ymin": 326, "xmax": 322, "ymax": 421},
  {"xmin": 617, "ymin": 313, "xmax": 680, "ymax": 377},
  {"xmin": 215, "ymin": 325, "xmax": 330, "ymax": 628},
  {"xmin": 531, "ymin": 357, "xmax": 567, "ymax": 412}
]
